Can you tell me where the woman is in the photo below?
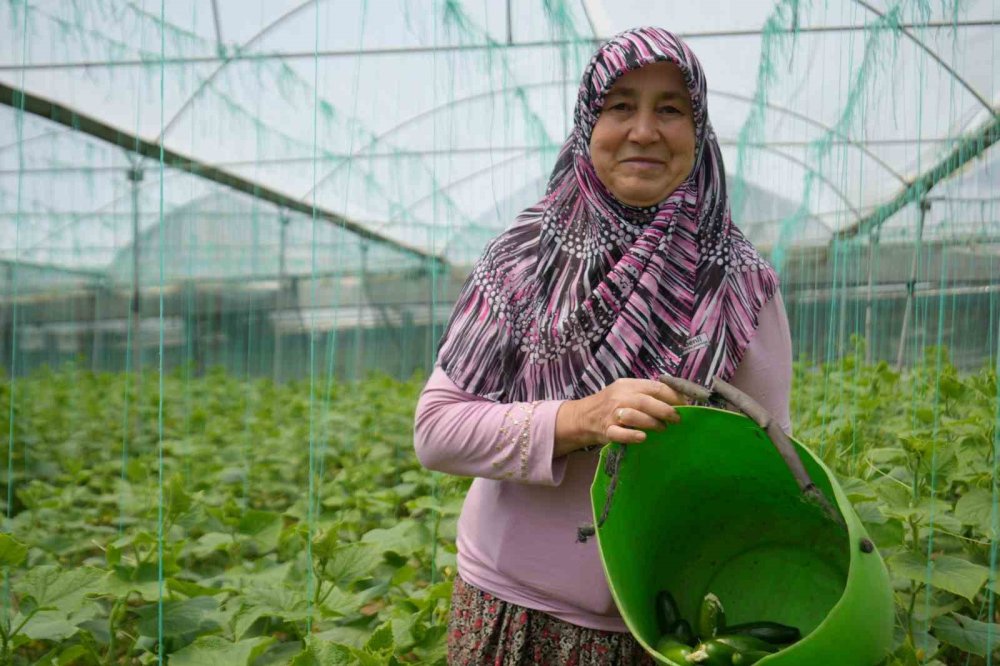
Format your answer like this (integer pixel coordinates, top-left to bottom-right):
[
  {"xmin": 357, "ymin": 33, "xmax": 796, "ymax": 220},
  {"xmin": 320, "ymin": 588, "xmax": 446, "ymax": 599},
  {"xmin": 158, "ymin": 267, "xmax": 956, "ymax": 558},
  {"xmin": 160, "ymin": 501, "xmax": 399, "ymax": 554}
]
[{"xmin": 414, "ymin": 26, "xmax": 792, "ymax": 665}]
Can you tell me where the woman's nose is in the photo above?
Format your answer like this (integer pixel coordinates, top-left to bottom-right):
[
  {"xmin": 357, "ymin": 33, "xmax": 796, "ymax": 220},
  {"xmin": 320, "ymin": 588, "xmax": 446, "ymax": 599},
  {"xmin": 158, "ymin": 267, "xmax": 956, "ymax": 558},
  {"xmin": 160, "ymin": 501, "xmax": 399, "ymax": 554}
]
[{"xmin": 628, "ymin": 110, "xmax": 659, "ymax": 145}]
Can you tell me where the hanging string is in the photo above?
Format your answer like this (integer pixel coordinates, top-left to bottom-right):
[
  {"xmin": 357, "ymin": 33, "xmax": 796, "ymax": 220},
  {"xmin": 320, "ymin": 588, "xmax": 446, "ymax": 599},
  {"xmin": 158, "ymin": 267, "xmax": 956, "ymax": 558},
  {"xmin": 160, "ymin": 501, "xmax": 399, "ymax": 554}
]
[
  {"xmin": 155, "ymin": 0, "xmax": 167, "ymax": 660},
  {"xmin": 987, "ymin": 6, "xmax": 999, "ymax": 661},
  {"xmin": 305, "ymin": 0, "xmax": 321, "ymax": 633},
  {"xmin": 3, "ymin": 1, "xmax": 29, "ymax": 643}
]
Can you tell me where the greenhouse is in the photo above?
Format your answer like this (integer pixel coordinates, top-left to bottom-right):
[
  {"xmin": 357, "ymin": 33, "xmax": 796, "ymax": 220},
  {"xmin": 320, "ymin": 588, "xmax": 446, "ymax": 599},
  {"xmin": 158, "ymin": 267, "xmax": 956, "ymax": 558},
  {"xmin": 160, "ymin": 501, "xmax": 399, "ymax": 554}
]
[{"xmin": 0, "ymin": 0, "xmax": 998, "ymax": 663}]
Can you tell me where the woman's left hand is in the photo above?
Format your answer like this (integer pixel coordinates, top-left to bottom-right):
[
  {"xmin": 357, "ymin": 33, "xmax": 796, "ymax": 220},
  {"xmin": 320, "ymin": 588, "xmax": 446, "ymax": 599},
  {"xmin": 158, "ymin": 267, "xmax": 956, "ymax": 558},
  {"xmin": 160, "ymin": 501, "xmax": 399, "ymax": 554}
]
[{"xmin": 553, "ymin": 378, "xmax": 688, "ymax": 456}]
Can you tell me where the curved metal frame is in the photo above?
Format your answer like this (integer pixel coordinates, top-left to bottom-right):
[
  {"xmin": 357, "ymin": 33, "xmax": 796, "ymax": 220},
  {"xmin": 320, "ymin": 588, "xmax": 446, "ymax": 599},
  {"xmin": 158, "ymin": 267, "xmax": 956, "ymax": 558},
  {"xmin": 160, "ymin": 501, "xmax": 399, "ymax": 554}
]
[
  {"xmin": 158, "ymin": 0, "xmax": 320, "ymax": 140},
  {"xmin": 854, "ymin": 0, "xmax": 995, "ymax": 115},
  {"xmin": 297, "ymin": 78, "xmax": 905, "ymax": 199},
  {"xmin": 3, "ymin": 0, "xmax": 997, "ymax": 260},
  {"xmin": 360, "ymin": 143, "xmax": 848, "ymax": 237}
]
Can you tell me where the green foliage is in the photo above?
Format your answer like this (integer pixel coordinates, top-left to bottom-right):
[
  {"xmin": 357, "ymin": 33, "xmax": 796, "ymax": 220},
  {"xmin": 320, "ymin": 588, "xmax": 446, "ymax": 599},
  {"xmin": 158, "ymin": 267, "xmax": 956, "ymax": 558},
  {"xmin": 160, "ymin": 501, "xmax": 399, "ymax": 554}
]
[
  {"xmin": 0, "ymin": 367, "xmax": 466, "ymax": 664},
  {"xmin": 0, "ymin": 346, "xmax": 995, "ymax": 664},
  {"xmin": 793, "ymin": 345, "xmax": 1000, "ymax": 665}
]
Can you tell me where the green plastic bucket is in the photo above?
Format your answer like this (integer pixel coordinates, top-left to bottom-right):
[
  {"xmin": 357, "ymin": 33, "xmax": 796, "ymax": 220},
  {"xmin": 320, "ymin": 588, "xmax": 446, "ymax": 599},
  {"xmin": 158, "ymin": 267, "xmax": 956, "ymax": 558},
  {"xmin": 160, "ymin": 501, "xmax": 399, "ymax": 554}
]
[{"xmin": 589, "ymin": 406, "xmax": 894, "ymax": 665}]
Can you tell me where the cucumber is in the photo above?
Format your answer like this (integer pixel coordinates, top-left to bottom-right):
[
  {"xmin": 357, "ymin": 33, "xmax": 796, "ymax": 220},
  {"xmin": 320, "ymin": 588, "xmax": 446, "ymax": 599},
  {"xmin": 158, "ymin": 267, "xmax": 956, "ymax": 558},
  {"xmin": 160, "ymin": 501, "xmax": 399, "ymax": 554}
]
[
  {"xmin": 713, "ymin": 635, "xmax": 778, "ymax": 654},
  {"xmin": 656, "ymin": 590, "xmax": 682, "ymax": 634},
  {"xmin": 724, "ymin": 621, "xmax": 801, "ymax": 645},
  {"xmin": 670, "ymin": 618, "xmax": 697, "ymax": 647},
  {"xmin": 697, "ymin": 593, "xmax": 726, "ymax": 640},
  {"xmin": 731, "ymin": 650, "xmax": 773, "ymax": 665},
  {"xmin": 686, "ymin": 639, "xmax": 738, "ymax": 665},
  {"xmin": 654, "ymin": 635, "xmax": 693, "ymax": 664}
]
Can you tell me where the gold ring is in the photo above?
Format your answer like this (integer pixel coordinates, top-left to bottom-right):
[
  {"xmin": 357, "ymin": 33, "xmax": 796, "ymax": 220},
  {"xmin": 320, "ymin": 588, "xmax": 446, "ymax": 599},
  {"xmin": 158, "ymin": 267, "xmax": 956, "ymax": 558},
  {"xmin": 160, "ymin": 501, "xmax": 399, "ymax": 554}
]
[{"xmin": 616, "ymin": 408, "xmax": 626, "ymax": 425}]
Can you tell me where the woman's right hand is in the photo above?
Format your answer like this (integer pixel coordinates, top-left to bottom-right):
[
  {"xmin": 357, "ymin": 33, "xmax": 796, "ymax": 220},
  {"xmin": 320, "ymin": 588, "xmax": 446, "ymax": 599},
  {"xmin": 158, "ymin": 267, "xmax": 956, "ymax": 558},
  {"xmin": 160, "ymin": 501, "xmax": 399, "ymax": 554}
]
[{"xmin": 553, "ymin": 378, "xmax": 688, "ymax": 457}]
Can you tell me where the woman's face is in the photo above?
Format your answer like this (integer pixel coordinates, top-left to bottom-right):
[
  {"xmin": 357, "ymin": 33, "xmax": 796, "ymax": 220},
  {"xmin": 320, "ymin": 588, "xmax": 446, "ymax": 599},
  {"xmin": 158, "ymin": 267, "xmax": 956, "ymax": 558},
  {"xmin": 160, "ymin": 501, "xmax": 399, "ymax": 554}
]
[{"xmin": 589, "ymin": 61, "xmax": 696, "ymax": 207}]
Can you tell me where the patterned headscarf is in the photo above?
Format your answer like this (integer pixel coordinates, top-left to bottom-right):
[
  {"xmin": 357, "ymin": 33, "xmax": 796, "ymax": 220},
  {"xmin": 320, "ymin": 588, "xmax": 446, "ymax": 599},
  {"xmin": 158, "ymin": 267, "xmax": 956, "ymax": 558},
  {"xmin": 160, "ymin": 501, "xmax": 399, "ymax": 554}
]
[{"xmin": 437, "ymin": 26, "xmax": 778, "ymax": 402}]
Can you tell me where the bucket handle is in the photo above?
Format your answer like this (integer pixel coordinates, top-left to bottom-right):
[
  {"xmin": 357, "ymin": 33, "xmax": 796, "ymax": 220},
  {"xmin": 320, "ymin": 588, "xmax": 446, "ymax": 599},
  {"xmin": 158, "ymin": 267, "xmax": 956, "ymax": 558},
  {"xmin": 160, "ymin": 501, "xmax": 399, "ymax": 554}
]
[
  {"xmin": 661, "ymin": 374, "xmax": 845, "ymax": 529},
  {"xmin": 578, "ymin": 375, "xmax": 845, "ymax": 543}
]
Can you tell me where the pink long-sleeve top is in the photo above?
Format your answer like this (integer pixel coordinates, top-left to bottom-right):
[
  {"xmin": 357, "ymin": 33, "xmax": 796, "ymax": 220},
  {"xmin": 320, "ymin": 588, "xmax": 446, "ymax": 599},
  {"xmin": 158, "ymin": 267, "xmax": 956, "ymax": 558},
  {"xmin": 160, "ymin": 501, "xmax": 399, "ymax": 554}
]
[{"xmin": 413, "ymin": 293, "xmax": 793, "ymax": 632}]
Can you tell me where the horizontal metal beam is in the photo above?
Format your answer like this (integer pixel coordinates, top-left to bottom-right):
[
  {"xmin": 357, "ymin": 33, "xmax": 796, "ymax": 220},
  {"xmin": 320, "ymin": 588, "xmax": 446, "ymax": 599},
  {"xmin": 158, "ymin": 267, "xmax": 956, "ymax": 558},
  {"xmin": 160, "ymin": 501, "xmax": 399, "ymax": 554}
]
[
  {"xmin": 787, "ymin": 281, "xmax": 1000, "ymax": 302},
  {"xmin": 0, "ymin": 255, "xmax": 104, "ymax": 278},
  {"xmin": 0, "ymin": 81, "xmax": 446, "ymax": 269},
  {"xmin": 0, "ymin": 20, "xmax": 996, "ymax": 71},
  {"xmin": 835, "ymin": 112, "xmax": 1000, "ymax": 240},
  {"xmin": 0, "ymin": 136, "xmax": 971, "ymax": 177}
]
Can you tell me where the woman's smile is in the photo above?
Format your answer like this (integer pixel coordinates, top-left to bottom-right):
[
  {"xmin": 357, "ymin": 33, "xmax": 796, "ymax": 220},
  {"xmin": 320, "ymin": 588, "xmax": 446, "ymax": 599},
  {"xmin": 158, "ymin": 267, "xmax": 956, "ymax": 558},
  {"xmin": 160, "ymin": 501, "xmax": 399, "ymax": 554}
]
[
  {"xmin": 621, "ymin": 156, "xmax": 665, "ymax": 165},
  {"xmin": 618, "ymin": 156, "xmax": 668, "ymax": 171}
]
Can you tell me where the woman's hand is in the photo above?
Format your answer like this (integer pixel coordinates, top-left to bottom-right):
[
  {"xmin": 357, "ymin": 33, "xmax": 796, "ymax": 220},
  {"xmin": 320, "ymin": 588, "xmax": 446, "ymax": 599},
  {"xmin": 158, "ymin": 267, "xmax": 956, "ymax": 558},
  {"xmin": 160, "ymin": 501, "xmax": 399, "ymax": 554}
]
[{"xmin": 554, "ymin": 378, "xmax": 688, "ymax": 457}]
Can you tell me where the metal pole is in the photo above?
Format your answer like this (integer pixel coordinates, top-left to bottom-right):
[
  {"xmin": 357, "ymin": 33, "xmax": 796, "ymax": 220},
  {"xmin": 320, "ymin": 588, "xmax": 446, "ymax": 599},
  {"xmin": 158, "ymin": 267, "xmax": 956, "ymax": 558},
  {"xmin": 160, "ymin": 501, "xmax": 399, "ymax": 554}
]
[
  {"xmin": 356, "ymin": 243, "xmax": 368, "ymax": 380},
  {"xmin": 506, "ymin": 0, "xmax": 513, "ymax": 45},
  {"xmin": 896, "ymin": 200, "xmax": 930, "ymax": 370},
  {"xmin": 0, "ymin": 265, "xmax": 9, "ymax": 372},
  {"xmin": 837, "ymin": 243, "xmax": 850, "ymax": 357},
  {"xmin": 864, "ymin": 229, "xmax": 879, "ymax": 364},
  {"xmin": 127, "ymin": 165, "xmax": 143, "ymax": 377},
  {"xmin": 273, "ymin": 213, "xmax": 289, "ymax": 383}
]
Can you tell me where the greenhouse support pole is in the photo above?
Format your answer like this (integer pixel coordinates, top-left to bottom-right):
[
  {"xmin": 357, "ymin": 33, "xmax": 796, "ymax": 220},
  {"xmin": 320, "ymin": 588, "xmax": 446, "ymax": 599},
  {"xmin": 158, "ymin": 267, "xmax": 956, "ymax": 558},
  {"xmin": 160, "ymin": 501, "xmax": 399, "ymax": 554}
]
[
  {"xmin": 128, "ymin": 165, "xmax": 143, "ymax": 379},
  {"xmin": 864, "ymin": 229, "xmax": 879, "ymax": 365},
  {"xmin": 837, "ymin": 243, "xmax": 850, "ymax": 357},
  {"xmin": 895, "ymin": 199, "xmax": 930, "ymax": 370},
  {"xmin": 273, "ymin": 213, "xmax": 289, "ymax": 384},
  {"xmin": 837, "ymin": 112, "xmax": 1000, "ymax": 240},
  {"xmin": 356, "ymin": 242, "xmax": 369, "ymax": 380},
  {"xmin": 0, "ymin": 265, "xmax": 9, "ymax": 372},
  {"xmin": 91, "ymin": 280, "xmax": 102, "ymax": 372},
  {"xmin": 506, "ymin": 0, "xmax": 513, "ymax": 45}
]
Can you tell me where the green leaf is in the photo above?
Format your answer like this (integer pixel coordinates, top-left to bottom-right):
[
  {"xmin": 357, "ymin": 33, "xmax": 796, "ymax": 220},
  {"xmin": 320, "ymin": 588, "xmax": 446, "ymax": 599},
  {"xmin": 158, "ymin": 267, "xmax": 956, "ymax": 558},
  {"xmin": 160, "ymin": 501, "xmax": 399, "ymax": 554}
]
[
  {"xmin": 237, "ymin": 510, "xmax": 282, "ymax": 552},
  {"xmin": 98, "ymin": 567, "xmax": 163, "ymax": 602},
  {"xmin": 169, "ymin": 635, "xmax": 275, "ymax": 666},
  {"xmin": 54, "ymin": 645, "xmax": 90, "ymax": 665},
  {"xmin": 892, "ymin": 622, "xmax": 940, "ymax": 660},
  {"xmin": 17, "ymin": 590, "xmax": 101, "ymax": 641},
  {"xmin": 324, "ymin": 542, "xmax": 379, "ymax": 586},
  {"xmin": 19, "ymin": 610, "xmax": 79, "ymax": 641},
  {"xmin": 168, "ymin": 577, "xmax": 235, "ymax": 598},
  {"xmin": 232, "ymin": 604, "xmax": 268, "ymax": 641},
  {"xmin": 889, "ymin": 552, "xmax": 990, "ymax": 601},
  {"xmin": 840, "ymin": 477, "xmax": 877, "ymax": 502},
  {"xmin": 361, "ymin": 520, "xmax": 431, "ymax": 558},
  {"xmin": 241, "ymin": 584, "xmax": 310, "ymax": 624},
  {"xmin": 932, "ymin": 613, "xmax": 1000, "ymax": 656},
  {"xmin": 854, "ymin": 501, "xmax": 887, "ymax": 525},
  {"xmin": 290, "ymin": 636, "xmax": 360, "ymax": 666},
  {"xmin": 185, "ymin": 532, "xmax": 233, "ymax": 559},
  {"xmin": 135, "ymin": 596, "xmax": 220, "ymax": 638},
  {"xmin": 909, "ymin": 593, "xmax": 965, "ymax": 622},
  {"xmin": 866, "ymin": 519, "xmax": 906, "ymax": 550},
  {"xmin": 955, "ymin": 488, "xmax": 998, "ymax": 538},
  {"xmin": 18, "ymin": 565, "xmax": 104, "ymax": 613},
  {"xmin": 365, "ymin": 621, "xmax": 394, "ymax": 655},
  {"xmin": 883, "ymin": 498, "xmax": 963, "ymax": 533},
  {"xmin": 319, "ymin": 585, "xmax": 363, "ymax": 617},
  {"xmin": 0, "ymin": 533, "xmax": 28, "ymax": 567},
  {"xmin": 867, "ymin": 447, "xmax": 908, "ymax": 466},
  {"xmin": 166, "ymin": 474, "xmax": 194, "ymax": 521},
  {"xmin": 312, "ymin": 526, "xmax": 343, "ymax": 561}
]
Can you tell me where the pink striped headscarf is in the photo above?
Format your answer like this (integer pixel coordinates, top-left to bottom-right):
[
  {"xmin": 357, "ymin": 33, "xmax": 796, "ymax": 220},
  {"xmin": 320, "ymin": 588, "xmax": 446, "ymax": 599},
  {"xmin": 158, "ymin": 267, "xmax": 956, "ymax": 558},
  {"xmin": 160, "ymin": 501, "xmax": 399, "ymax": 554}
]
[{"xmin": 437, "ymin": 27, "xmax": 778, "ymax": 402}]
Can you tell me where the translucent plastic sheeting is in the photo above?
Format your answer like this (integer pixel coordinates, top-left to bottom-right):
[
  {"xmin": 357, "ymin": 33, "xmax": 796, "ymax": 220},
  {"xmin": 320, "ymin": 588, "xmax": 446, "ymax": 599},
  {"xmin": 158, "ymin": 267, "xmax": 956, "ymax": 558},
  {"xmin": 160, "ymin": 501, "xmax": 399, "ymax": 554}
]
[{"xmin": 0, "ymin": 2, "xmax": 998, "ymax": 664}]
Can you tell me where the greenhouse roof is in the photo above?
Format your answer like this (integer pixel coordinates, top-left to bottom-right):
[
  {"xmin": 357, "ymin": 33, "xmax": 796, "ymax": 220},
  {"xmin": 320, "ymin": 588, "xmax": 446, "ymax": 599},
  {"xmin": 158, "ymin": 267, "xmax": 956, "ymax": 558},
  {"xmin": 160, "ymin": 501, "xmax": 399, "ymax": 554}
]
[{"xmin": 0, "ymin": 0, "xmax": 997, "ymax": 280}]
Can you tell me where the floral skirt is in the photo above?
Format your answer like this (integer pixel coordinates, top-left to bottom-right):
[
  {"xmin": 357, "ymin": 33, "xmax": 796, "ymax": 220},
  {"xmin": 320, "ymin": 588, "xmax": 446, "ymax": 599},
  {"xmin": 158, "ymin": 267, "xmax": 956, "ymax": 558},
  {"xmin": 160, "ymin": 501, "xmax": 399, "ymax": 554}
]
[{"xmin": 447, "ymin": 575, "xmax": 656, "ymax": 666}]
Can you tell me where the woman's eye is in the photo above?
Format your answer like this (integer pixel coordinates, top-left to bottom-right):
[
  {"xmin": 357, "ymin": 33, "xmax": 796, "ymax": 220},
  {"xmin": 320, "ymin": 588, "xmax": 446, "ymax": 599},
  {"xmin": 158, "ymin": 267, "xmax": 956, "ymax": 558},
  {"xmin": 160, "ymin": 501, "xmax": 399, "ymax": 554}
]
[
  {"xmin": 658, "ymin": 106, "xmax": 681, "ymax": 115},
  {"xmin": 608, "ymin": 102, "xmax": 632, "ymax": 112}
]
